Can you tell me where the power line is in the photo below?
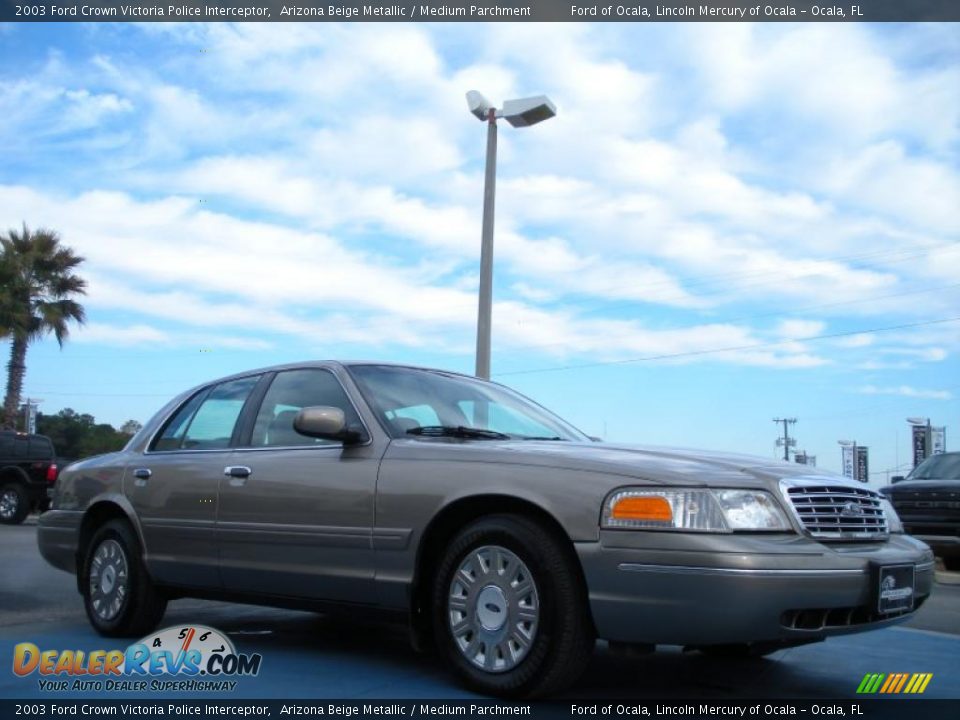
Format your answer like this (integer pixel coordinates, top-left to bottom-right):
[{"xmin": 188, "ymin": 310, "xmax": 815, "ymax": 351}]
[{"xmin": 495, "ymin": 315, "xmax": 960, "ymax": 378}]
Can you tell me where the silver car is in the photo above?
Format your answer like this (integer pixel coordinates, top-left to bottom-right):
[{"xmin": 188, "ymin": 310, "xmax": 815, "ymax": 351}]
[{"xmin": 38, "ymin": 362, "xmax": 934, "ymax": 697}]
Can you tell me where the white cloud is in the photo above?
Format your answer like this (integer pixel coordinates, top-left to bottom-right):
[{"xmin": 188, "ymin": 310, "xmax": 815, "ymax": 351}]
[
  {"xmin": 74, "ymin": 323, "xmax": 169, "ymax": 346},
  {"xmin": 1, "ymin": 22, "xmax": 957, "ymax": 391},
  {"xmin": 835, "ymin": 333, "xmax": 875, "ymax": 349},
  {"xmin": 858, "ymin": 385, "xmax": 954, "ymax": 401},
  {"xmin": 776, "ymin": 319, "xmax": 827, "ymax": 339}
]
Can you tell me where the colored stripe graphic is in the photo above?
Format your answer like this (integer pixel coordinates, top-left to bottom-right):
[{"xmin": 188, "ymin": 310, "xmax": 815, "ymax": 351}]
[
  {"xmin": 856, "ymin": 673, "xmax": 885, "ymax": 694},
  {"xmin": 856, "ymin": 673, "xmax": 932, "ymax": 694}
]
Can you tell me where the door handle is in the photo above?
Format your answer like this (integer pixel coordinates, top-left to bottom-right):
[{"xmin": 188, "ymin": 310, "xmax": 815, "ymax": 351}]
[
  {"xmin": 224, "ymin": 466, "xmax": 252, "ymax": 479},
  {"xmin": 132, "ymin": 468, "xmax": 152, "ymax": 486}
]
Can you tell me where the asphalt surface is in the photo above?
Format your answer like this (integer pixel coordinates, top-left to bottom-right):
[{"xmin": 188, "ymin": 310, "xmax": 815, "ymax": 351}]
[{"xmin": 2, "ymin": 518, "xmax": 959, "ymax": 700}]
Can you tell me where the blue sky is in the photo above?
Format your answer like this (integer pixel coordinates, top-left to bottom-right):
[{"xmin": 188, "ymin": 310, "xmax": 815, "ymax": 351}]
[{"xmin": 0, "ymin": 21, "xmax": 957, "ymax": 485}]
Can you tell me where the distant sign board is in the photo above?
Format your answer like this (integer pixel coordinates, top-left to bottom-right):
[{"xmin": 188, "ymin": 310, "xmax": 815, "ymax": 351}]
[
  {"xmin": 932, "ymin": 427, "xmax": 946, "ymax": 455},
  {"xmin": 856, "ymin": 446, "xmax": 869, "ymax": 483},
  {"xmin": 842, "ymin": 445, "xmax": 855, "ymax": 479},
  {"xmin": 912, "ymin": 425, "xmax": 928, "ymax": 468}
]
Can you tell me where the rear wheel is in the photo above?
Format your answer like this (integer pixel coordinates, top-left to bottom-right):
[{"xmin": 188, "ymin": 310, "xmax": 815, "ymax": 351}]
[
  {"xmin": 82, "ymin": 520, "xmax": 167, "ymax": 637},
  {"xmin": 432, "ymin": 514, "xmax": 594, "ymax": 698},
  {"xmin": 0, "ymin": 482, "xmax": 30, "ymax": 525}
]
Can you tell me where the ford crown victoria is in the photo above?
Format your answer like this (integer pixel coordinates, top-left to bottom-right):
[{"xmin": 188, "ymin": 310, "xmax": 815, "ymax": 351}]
[{"xmin": 38, "ymin": 362, "xmax": 935, "ymax": 696}]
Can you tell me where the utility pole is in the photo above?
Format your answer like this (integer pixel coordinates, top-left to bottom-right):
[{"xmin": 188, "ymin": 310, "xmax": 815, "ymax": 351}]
[{"xmin": 773, "ymin": 417, "xmax": 797, "ymax": 462}]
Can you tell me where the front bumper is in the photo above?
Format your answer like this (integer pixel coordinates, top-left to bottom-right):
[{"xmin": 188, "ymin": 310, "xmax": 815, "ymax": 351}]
[
  {"xmin": 903, "ymin": 526, "xmax": 960, "ymax": 558},
  {"xmin": 577, "ymin": 531, "xmax": 935, "ymax": 646}
]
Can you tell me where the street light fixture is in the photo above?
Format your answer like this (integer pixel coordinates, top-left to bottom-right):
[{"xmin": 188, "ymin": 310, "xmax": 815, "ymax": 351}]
[{"xmin": 466, "ymin": 90, "xmax": 557, "ymax": 380}]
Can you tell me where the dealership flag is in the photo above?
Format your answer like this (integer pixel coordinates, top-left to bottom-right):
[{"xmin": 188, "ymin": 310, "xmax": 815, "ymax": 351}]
[
  {"xmin": 932, "ymin": 427, "xmax": 946, "ymax": 455},
  {"xmin": 912, "ymin": 425, "xmax": 928, "ymax": 468},
  {"xmin": 842, "ymin": 445, "xmax": 855, "ymax": 479},
  {"xmin": 856, "ymin": 446, "xmax": 869, "ymax": 483}
]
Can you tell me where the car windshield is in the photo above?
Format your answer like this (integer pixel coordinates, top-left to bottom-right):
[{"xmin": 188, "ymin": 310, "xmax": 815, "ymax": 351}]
[
  {"xmin": 908, "ymin": 453, "xmax": 960, "ymax": 481},
  {"xmin": 347, "ymin": 365, "xmax": 589, "ymax": 441}
]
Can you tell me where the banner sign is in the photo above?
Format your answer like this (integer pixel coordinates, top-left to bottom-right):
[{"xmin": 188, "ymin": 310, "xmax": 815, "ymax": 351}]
[
  {"xmin": 932, "ymin": 427, "xmax": 946, "ymax": 455},
  {"xmin": 856, "ymin": 446, "xmax": 868, "ymax": 483},
  {"xmin": 912, "ymin": 425, "xmax": 928, "ymax": 468},
  {"xmin": 841, "ymin": 445, "xmax": 855, "ymax": 479}
]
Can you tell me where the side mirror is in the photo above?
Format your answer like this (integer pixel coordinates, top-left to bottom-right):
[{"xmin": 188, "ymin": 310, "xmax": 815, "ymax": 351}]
[
  {"xmin": 588, "ymin": 436, "xmax": 603, "ymax": 443},
  {"xmin": 294, "ymin": 406, "xmax": 366, "ymax": 444},
  {"xmin": 891, "ymin": 475, "xmax": 906, "ymax": 484}
]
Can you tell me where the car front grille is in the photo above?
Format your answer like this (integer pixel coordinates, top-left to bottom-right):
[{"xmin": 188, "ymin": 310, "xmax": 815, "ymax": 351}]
[{"xmin": 785, "ymin": 484, "xmax": 888, "ymax": 539}]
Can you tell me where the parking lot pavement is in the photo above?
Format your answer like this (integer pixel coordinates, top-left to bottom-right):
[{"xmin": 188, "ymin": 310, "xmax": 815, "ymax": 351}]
[
  {"xmin": 3, "ymin": 609, "xmax": 959, "ymax": 700},
  {"xmin": 3, "ymin": 521, "xmax": 959, "ymax": 700}
]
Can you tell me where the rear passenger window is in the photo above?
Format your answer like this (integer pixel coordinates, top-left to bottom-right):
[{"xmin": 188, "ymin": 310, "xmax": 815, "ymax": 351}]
[
  {"xmin": 152, "ymin": 392, "xmax": 208, "ymax": 451},
  {"xmin": 152, "ymin": 377, "xmax": 259, "ymax": 451},
  {"xmin": 28, "ymin": 437, "xmax": 53, "ymax": 458}
]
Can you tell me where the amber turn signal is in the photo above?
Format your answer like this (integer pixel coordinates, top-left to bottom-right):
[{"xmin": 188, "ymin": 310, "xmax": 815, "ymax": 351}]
[{"xmin": 611, "ymin": 495, "xmax": 673, "ymax": 522}]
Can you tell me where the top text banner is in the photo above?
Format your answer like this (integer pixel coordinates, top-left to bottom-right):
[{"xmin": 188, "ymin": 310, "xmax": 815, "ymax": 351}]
[{"xmin": 3, "ymin": 0, "xmax": 959, "ymax": 23}]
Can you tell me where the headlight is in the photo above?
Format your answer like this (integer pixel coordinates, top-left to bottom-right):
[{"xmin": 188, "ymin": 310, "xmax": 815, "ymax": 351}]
[
  {"xmin": 602, "ymin": 488, "xmax": 790, "ymax": 532},
  {"xmin": 880, "ymin": 498, "xmax": 904, "ymax": 533},
  {"xmin": 714, "ymin": 490, "xmax": 790, "ymax": 530}
]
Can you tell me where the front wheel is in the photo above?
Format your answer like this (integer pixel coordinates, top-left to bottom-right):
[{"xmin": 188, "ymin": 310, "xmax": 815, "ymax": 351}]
[
  {"xmin": 0, "ymin": 483, "xmax": 30, "ymax": 525},
  {"xmin": 82, "ymin": 520, "xmax": 167, "ymax": 637},
  {"xmin": 432, "ymin": 515, "xmax": 595, "ymax": 698}
]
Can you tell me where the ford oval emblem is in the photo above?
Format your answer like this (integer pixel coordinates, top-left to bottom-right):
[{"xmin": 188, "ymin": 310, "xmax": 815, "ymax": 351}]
[{"xmin": 841, "ymin": 502, "xmax": 865, "ymax": 517}]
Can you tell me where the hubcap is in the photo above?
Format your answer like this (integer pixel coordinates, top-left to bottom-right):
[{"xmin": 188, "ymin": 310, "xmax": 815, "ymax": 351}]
[
  {"xmin": 0, "ymin": 489, "xmax": 18, "ymax": 519},
  {"xmin": 448, "ymin": 545, "xmax": 539, "ymax": 674},
  {"xmin": 89, "ymin": 539, "xmax": 129, "ymax": 621}
]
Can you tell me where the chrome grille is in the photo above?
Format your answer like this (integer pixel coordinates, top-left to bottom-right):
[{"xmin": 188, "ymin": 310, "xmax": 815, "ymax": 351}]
[{"xmin": 785, "ymin": 484, "xmax": 888, "ymax": 539}]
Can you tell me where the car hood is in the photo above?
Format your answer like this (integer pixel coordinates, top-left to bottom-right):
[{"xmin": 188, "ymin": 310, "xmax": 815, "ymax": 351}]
[
  {"xmin": 881, "ymin": 480, "xmax": 960, "ymax": 494},
  {"xmin": 390, "ymin": 439, "xmax": 848, "ymax": 490}
]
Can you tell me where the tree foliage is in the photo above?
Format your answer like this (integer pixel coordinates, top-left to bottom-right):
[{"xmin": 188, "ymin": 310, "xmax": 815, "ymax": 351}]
[
  {"xmin": 37, "ymin": 408, "xmax": 140, "ymax": 460},
  {"xmin": 1, "ymin": 224, "xmax": 86, "ymax": 429}
]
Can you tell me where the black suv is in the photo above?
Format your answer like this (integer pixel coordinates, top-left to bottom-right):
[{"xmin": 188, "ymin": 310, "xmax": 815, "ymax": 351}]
[
  {"xmin": 881, "ymin": 452, "xmax": 960, "ymax": 571},
  {"xmin": 0, "ymin": 431, "xmax": 60, "ymax": 525}
]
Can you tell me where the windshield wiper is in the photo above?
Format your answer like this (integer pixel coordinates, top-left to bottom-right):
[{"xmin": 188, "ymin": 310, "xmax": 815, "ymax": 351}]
[
  {"xmin": 521, "ymin": 436, "xmax": 564, "ymax": 441},
  {"xmin": 406, "ymin": 425, "xmax": 511, "ymax": 440}
]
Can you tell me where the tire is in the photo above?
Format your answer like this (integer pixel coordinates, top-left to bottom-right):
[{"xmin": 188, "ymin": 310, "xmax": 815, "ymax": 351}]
[
  {"xmin": 943, "ymin": 556, "xmax": 960, "ymax": 572},
  {"xmin": 82, "ymin": 519, "xmax": 167, "ymax": 637},
  {"xmin": 0, "ymin": 482, "xmax": 30, "ymax": 525},
  {"xmin": 431, "ymin": 514, "xmax": 595, "ymax": 698}
]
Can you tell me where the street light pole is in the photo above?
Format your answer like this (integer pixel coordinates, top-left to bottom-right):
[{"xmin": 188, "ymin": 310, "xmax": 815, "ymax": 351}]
[
  {"xmin": 466, "ymin": 90, "xmax": 556, "ymax": 380},
  {"xmin": 475, "ymin": 108, "xmax": 498, "ymax": 381}
]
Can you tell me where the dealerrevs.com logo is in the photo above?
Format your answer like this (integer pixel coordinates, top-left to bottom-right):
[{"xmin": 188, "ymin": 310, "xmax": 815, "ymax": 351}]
[{"xmin": 12, "ymin": 625, "xmax": 262, "ymax": 692}]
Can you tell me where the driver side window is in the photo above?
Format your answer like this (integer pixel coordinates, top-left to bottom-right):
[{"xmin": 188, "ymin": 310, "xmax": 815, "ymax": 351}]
[{"xmin": 250, "ymin": 369, "xmax": 360, "ymax": 447}]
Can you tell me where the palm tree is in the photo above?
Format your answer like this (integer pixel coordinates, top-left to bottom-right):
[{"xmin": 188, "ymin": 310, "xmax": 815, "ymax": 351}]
[{"xmin": 1, "ymin": 225, "xmax": 86, "ymax": 429}]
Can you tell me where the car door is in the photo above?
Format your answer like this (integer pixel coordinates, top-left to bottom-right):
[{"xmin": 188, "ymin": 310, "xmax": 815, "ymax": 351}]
[
  {"xmin": 217, "ymin": 367, "xmax": 379, "ymax": 603},
  {"xmin": 127, "ymin": 374, "xmax": 262, "ymax": 588}
]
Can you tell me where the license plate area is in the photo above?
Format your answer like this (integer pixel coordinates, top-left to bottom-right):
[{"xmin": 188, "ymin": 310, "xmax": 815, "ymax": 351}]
[{"xmin": 873, "ymin": 564, "xmax": 915, "ymax": 614}]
